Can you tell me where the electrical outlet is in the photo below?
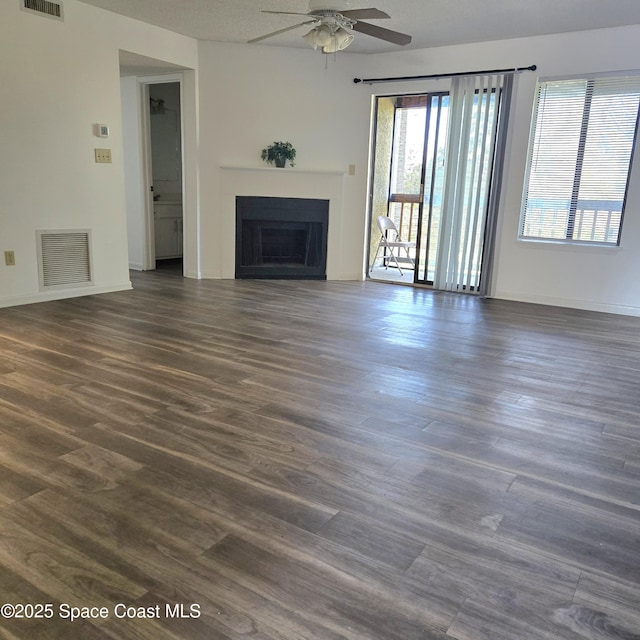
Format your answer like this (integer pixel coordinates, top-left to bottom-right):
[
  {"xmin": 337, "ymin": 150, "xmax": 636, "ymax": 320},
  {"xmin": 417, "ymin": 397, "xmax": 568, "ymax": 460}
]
[
  {"xmin": 4, "ymin": 251, "xmax": 15, "ymax": 266},
  {"xmin": 94, "ymin": 148, "xmax": 112, "ymax": 163}
]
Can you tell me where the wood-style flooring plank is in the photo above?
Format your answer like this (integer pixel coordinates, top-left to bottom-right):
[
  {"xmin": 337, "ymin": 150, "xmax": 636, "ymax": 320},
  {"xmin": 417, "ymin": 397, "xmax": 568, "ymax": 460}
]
[{"xmin": 1, "ymin": 271, "xmax": 639, "ymax": 639}]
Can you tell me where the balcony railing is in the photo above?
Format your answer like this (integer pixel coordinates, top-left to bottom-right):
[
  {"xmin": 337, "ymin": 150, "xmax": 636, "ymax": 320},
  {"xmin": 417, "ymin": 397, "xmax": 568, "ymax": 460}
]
[
  {"xmin": 388, "ymin": 193, "xmax": 421, "ymax": 246},
  {"xmin": 522, "ymin": 198, "xmax": 622, "ymax": 244}
]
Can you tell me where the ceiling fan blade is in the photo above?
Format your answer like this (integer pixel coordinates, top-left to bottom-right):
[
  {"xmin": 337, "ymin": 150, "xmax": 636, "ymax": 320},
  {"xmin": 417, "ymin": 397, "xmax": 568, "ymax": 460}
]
[
  {"xmin": 341, "ymin": 8, "xmax": 390, "ymax": 20},
  {"xmin": 351, "ymin": 21, "xmax": 412, "ymax": 46},
  {"xmin": 248, "ymin": 20, "xmax": 317, "ymax": 44},
  {"xmin": 261, "ymin": 10, "xmax": 315, "ymax": 17}
]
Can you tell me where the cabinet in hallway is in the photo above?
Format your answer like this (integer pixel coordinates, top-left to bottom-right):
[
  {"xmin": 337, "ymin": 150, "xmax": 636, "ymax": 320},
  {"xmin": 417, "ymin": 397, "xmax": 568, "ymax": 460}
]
[{"xmin": 154, "ymin": 202, "xmax": 183, "ymax": 259}]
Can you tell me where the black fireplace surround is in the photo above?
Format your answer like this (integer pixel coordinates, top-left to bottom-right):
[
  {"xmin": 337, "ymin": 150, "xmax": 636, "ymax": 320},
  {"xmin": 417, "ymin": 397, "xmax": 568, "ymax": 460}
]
[{"xmin": 235, "ymin": 196, "xmax": 329, "ymax": 279}]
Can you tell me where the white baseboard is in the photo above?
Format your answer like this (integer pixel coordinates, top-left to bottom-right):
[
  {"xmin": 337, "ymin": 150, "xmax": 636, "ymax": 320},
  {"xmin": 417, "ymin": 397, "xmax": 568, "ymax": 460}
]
[
  {"xmin": 0, "ymin": 281, "xmax": 133, "ymax": 309},
  {"xmin": 493, "ymin": 290, "xmax": 640, "ymax": 317},
  {"xmin": 338, "ymin": 272, "xmax": 365, "ymax": 281}
]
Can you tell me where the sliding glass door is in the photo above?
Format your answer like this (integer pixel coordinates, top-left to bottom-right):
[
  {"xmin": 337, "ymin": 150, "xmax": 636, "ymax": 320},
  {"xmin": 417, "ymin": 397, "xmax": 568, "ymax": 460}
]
[
  {"xmin": 368, "ymin": 93, "xmax": 448, "ymax": 285},
  {"xmin": 368, "ymin": 74, "xmax": 512, "ymax": 293},
  {"xmin": 416, "ymin": 93, "xmax": 449, "ymax": 284}
]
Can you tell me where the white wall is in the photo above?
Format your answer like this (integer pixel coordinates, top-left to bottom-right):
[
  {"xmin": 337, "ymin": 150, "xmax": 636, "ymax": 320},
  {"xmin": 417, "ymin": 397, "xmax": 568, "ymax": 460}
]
[
  {"xmin": 197, "ymin": 42, "xmax": 371, "ymax": 280},
  {"xmin": 357, "ymin": 26, "xmax": 640, "ymax": 315},
  {"xmin": 493, "ymin": 29, "xmax": 640, "ymax": 316},
  {"xmin": 0, "ymin": 0, "xmax": 198, "ymax": 307},
  {"xmin": 3, "ymin": 0, "xmax": 640, "ymax": 315},
  {"xmin": 196, "ymin": 26, "xmax": 640, "ymax": 313}
]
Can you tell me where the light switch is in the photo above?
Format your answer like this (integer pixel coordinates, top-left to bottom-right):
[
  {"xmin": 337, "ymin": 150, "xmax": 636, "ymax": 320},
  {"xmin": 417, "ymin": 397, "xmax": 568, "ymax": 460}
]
[
  {"xmin": 94, "ymin": 148, "xmax": 112, "ymax": 163},
  {"xmin": 348, "ymin": 164, "xmax": 356, "ymax": 176}
]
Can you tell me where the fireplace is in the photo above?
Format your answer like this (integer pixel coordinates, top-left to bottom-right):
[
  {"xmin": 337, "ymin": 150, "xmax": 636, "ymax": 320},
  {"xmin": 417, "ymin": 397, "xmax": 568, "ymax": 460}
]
[{"xmin": 235, "ymin": 196, "xmax": 329, "ymax": 279}]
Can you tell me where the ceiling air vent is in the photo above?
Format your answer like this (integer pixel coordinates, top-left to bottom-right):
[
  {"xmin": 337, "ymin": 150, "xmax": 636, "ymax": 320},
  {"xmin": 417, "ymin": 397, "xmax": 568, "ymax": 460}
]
[
  {"xmin": 37, "ymin": 230, "xmax": 93, "ymax": 290},
  {"xmin": 21, "ymin": 0, "xmax": 64, "ymax": 21}
]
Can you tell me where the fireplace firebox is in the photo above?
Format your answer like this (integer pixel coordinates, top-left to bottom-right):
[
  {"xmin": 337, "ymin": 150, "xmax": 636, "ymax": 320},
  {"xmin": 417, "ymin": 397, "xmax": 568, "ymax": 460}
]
[{"xmin": 236, "ymin": 197, "xmax": 329, "ymax": 279}]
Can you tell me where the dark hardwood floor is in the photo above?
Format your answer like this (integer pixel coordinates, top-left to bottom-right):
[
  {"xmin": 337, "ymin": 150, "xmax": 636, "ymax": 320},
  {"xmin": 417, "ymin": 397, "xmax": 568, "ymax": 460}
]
[{"xmin": 0, "ymin": 269, "xmax": 639, "ymax": 639}]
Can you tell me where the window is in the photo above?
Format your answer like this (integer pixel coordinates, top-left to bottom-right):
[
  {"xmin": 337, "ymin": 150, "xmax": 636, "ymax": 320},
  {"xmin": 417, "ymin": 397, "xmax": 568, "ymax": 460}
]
[{"xmin": 520, "ymin": 75, "xmax": 640, "ymax": 245}]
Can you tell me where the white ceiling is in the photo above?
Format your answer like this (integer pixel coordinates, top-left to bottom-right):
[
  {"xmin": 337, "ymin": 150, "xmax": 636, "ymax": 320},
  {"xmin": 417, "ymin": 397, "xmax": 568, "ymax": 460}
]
[{"xmin": 80, "ymin": 0, "xmax": 640, "ymax": 55}]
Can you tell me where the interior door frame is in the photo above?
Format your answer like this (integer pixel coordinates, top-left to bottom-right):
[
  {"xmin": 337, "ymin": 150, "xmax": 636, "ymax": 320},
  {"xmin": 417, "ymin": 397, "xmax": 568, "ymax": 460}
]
[{"xmin": 137, "ymin": 74, "xmax": 185, "ymax": 272}]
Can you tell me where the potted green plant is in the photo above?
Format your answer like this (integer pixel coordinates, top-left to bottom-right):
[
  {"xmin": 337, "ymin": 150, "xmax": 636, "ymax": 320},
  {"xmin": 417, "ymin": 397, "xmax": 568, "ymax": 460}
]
[{"xmin": 261, "ymin": 141, "xmax": 296, "ymax": 168}]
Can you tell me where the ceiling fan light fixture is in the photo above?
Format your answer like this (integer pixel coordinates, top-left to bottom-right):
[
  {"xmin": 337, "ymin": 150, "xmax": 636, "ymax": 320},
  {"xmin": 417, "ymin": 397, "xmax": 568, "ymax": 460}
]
[
  {"xmin": 303, "ymin": 23, "xmax": 335, "ymax": 49},
  {"xmin": 256, "ymin": 4, "xmax": 411, "ymax": 52},
  {"xmin": 314, "ymin": 23, "xmax": 334, "ymax": 47},
  {"xmin": 303, "ymin": 27, "xmax": 320, "ymax": 49},
  {"xmin": 322, "ymin": 26, "xmax": 354, "ymax": 53}
]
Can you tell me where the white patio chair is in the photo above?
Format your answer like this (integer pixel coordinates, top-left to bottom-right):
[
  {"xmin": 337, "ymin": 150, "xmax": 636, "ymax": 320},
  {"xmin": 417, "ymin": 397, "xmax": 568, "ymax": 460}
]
[{"xmin": 370, "ymin": 216, "xmax": 416, "ymax": 276}]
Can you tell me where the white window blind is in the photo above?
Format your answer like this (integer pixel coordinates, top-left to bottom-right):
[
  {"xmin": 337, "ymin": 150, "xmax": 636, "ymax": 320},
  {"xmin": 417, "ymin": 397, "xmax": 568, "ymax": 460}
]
[{"xmin": 520, "ymin": 75, "xmax": 640, "ymax": 245}]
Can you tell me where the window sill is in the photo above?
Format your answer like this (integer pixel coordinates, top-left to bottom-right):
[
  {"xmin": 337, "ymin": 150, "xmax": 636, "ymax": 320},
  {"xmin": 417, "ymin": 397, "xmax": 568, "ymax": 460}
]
[{"xmin": 517, "ymin": 237, "xmax": 621, "ymax": 250}]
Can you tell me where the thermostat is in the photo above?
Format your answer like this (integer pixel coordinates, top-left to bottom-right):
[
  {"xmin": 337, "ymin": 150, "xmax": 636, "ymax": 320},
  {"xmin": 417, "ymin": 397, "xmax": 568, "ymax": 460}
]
[{"xmin": 94, "ymin": 124, "xmax": 110, "ymax": 138}]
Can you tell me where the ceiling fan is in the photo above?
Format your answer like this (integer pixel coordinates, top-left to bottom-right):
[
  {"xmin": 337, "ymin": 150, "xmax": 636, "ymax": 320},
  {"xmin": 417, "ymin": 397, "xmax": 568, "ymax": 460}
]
[{"xmin": 249, "ymin": 1, "xmax": 412, "ymax": 53}]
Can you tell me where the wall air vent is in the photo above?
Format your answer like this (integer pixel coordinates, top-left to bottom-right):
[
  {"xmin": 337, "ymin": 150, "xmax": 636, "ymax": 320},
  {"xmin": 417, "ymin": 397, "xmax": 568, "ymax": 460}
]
[
  {"xmin": 21, "ymin": 0, "xmax": 64, "ymax": 21},
  {"xmin": 37, "ymin": 230, "xmax": 93, "ymax": 290}
]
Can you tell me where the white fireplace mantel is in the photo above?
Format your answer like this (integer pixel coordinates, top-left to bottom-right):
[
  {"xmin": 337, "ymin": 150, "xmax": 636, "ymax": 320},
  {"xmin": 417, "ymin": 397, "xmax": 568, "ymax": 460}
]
[
  {"xmin": 220, "ymin": 165, "xmax": 345, "ymax": 177},
  {"xmin": 219, "ymin": 166, "xmax": 347, "ymax": 280}
]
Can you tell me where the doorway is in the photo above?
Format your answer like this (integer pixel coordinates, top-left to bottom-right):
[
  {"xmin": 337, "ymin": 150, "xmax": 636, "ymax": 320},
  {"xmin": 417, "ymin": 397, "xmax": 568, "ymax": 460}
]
[
  {"xmin": 368, "ymin": 93, "xmax": 449, "ymax": 285},
  {"xmin": 120, "ymin": 63, "xmax": 196, "ymax": 278},
  {"xmin": 148, "ymin": 82, "xmax": 183, "ymax": 272},
  {"xmin": 368, "ymin": 79, "xmax": 506, "ymax": 293}
]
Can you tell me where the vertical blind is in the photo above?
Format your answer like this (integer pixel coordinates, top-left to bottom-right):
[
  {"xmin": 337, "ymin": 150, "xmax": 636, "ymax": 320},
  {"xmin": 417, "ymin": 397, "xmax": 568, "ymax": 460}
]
[
  {"xmin": 520, "ymin": 75, "xmax": 640, "ymax": 245},
  {"xmin": 435, "ymin": 73, "xmax": 511, "ymax": 293}
]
